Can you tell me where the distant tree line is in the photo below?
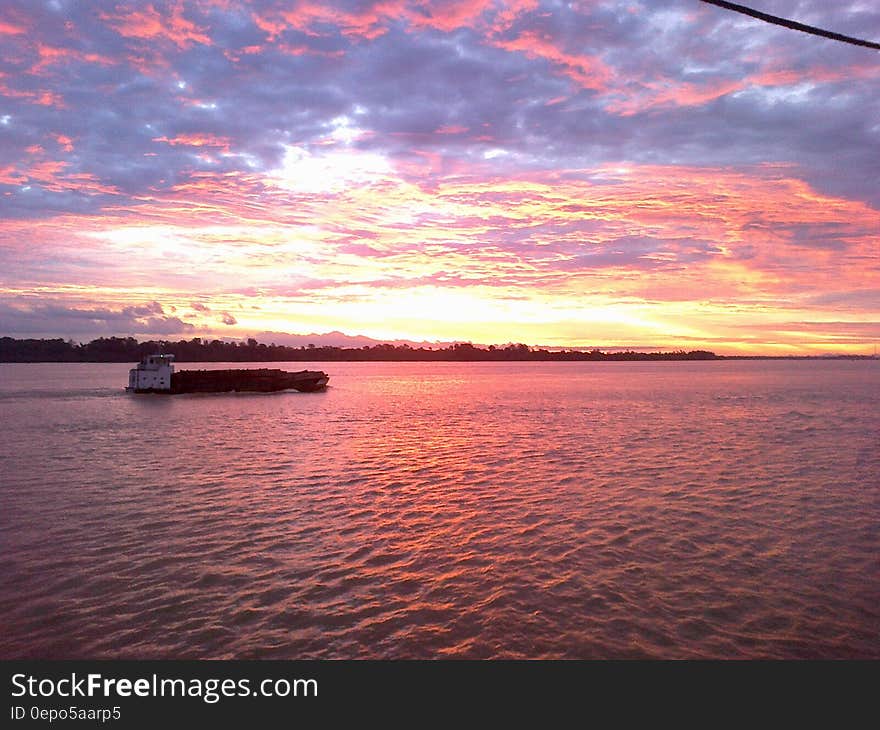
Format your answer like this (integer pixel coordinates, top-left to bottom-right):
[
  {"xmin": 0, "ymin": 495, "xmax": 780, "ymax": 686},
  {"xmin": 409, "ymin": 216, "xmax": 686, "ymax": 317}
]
[{"xmin": 0, "ymin": 336, "xmax": 719, "ymax": 363}]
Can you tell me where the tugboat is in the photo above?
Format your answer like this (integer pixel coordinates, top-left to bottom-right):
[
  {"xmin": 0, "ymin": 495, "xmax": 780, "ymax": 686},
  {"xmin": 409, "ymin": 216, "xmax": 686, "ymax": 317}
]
[{"xmin": 126, "ymin": 354, "xmax": 329, "ymax": 394}]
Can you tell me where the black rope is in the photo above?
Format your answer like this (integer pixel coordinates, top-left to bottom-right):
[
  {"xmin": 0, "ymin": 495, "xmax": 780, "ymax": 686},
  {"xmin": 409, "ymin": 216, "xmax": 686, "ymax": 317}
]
[{"xmin": 698, "ymin": 0, "xmax": 880, "ymax": 50}]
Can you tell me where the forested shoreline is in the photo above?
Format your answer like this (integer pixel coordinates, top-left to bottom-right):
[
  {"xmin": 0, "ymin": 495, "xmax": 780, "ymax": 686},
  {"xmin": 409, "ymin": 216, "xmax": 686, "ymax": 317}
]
[{"xmin": 0, "ymin": 336, "xmax": 720, "ymax": 362}]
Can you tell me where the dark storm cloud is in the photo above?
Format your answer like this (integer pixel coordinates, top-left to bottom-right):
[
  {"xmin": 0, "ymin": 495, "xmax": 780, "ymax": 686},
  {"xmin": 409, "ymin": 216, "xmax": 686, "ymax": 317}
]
[{"xmin": 0, "ymin": 299, "xmax": 196, "ymax": 337}]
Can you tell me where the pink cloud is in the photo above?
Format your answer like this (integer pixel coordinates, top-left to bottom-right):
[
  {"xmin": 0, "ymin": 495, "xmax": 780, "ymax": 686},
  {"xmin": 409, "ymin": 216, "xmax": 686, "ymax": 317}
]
[
  {"xmin": 101, "ymin": 2, "xmax": 210, "ymax": 48},
  {"xmin": 0, "ymin": 71, "xmax": 65, "ymax": 107},
  {"xmin": 53, "ymin": 134, "xmax": 75, "ymax": 153},
  {"xmin": 252, "ymin": 0, "xmax": 509, "ymax": 41},
  {"xmin": 493, "ymin": 31, "xmax": 613, "ymax": 91},
  {"xmin": 33, "ymin": 45, "xmax": 115, "ymax": 72},
  {"xmin": 435, "ymin": 125, "xmax": 469, "ymax": 135},
  {"xmin": 403, "ymin": 0, "xmax": 494, "ymax": 32},
  {"xmin": 0, "ymin": 19, "xmax": 25, "ymax": 35}
]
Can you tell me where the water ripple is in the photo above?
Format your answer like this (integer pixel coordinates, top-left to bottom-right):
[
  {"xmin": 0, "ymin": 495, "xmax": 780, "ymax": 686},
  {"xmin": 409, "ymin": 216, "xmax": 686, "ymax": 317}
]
[{"xmin": 1, "ymin": 360, "xmax": 878, "ymax": 658}]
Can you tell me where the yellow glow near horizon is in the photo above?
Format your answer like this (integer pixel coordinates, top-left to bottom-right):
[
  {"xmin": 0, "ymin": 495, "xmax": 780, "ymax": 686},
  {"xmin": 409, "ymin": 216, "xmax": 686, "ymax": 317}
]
[{"xmin": 4, "ymin": 160, "xmax": 876, "ymax": 355}]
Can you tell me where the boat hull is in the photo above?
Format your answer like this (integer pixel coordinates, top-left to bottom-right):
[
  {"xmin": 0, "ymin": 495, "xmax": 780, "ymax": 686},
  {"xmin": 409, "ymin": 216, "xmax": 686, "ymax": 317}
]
[{"xmin": 126, "ymin": 368, "xmax": 329, "ymax": 394}]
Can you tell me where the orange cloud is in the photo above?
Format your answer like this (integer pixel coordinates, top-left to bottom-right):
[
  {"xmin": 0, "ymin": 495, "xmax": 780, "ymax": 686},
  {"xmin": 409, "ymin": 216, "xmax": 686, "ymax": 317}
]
[{"xmin": 152, "ymin": 134, "xmax": 232, "ymax": 153}]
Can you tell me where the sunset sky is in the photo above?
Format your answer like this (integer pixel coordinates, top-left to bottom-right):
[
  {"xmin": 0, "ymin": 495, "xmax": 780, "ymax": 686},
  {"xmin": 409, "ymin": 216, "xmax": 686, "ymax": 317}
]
[{"xmin": 1, "ymin": 0, "xmax": 878, "ymax": 353}]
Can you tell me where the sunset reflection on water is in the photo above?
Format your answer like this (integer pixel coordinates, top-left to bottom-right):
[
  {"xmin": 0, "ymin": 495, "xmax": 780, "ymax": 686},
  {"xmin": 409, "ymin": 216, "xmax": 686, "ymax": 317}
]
[{"xmin": 1, "ymin": 360, "xmax": 877, "ymax": 658}]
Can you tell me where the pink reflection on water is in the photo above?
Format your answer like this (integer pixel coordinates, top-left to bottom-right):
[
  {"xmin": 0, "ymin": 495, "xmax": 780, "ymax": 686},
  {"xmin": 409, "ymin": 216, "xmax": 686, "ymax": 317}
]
[{"xmin": 0, "ymin": 360, "xmax": 878, "ymax": 658}]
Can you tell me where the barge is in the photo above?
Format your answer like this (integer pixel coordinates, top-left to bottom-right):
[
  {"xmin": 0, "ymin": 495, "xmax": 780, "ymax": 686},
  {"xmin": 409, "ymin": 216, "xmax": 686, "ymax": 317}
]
[{"xmin": 126, "ymin": 354, "xmax": 329, "ymax": 394}]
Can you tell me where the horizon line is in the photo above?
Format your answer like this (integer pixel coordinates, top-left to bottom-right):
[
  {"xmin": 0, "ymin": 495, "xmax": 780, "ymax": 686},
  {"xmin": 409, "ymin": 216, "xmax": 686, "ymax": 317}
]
[{"xmin": 1, "ymin": 334, "xmax": 876, "ymax": 360}]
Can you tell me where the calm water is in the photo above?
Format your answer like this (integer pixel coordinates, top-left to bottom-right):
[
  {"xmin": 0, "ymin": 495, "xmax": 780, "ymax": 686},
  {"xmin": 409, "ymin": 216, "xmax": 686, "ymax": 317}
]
[{"xmin": 1, "ymin": 360, "xmax": 878, "ymax": 659}]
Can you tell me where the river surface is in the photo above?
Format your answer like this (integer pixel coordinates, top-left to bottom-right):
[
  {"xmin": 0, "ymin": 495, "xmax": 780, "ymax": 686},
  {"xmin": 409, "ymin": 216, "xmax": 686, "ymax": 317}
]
[{"xmin": 1, "ymin": 360, "xmax": 877, "ymax": 658}]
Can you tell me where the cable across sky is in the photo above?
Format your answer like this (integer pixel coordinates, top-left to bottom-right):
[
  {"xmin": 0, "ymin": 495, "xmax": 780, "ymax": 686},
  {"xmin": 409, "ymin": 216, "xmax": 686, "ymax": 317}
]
[{"xmin": 698, "ymin": 0, "xmax": 880, "ymax": 50}]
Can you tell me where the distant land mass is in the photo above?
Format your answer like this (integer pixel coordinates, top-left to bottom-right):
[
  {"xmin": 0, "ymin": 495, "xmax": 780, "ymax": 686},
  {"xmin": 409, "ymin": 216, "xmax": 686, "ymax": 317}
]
[
  {"xmin": 1, "ymin": 336, "xmax": 873, "ymax": 363},
  {"xmin": 253, "ymin": 330, "xmax": 683, "ymax": 353},
  {"xmin": 254, "ymin": 330, "xmax": 461, "ymax": 349},
  {"xmin": 1, "ymin": 336, "xmax": 722, "ymax": 362}
]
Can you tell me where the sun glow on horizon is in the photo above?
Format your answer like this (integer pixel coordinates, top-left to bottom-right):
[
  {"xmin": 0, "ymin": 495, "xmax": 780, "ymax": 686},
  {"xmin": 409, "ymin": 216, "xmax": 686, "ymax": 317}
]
[{"xmin": 3, "ymin": 158, "xmax": 873, "ymax": 355}]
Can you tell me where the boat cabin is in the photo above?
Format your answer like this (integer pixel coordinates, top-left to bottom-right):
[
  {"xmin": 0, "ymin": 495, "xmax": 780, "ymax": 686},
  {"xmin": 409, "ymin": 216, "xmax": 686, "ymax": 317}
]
[{"xmin": 127, "ymin": 354, "xmax": 175, "ymax": 392}]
